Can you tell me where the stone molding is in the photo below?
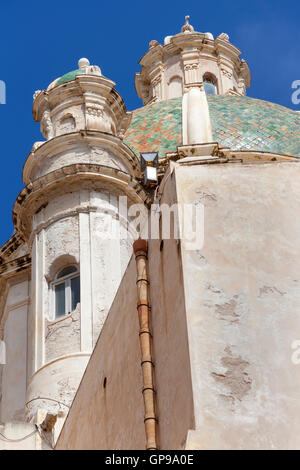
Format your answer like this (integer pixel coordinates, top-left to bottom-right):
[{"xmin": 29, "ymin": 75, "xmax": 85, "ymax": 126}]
[
  {"xmin": 166, "ymin": 142, "xmax": 300, "ymax": 166},
  {"xmin": 14, "ymin": 163, "xmax": 151, "ymax": 241},
  {"xmin": 23, "ymin": 130, "xmax": 140, "ymax": 184}
]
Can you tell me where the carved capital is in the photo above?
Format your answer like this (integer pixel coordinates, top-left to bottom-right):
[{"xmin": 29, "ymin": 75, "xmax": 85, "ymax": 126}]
[
  {"xmin": 184, "ymin": 63, "xmax": 198, "ymax": 71},
  {"xmin": 86, "ymin": 106, "xmax": 104, "ymax": 118},
  {"xmin": 221, "ymin": 68, "xmax": 233, "ymax": 79}
]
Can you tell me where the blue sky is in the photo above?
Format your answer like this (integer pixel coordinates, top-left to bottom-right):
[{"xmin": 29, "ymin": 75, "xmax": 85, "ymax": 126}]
[{"xmin": 0, "ymin": 0, "xmax": 299, "ymax": 246}]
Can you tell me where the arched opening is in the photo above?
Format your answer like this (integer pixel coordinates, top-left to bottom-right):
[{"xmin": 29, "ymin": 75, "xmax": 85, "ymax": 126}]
[
  {"xmin": 168, "ymin": 75, "xmax": 183, "ymax": 99},
  {"xmin": 57, "ymin": 114, "xmax": 76, "ymax": 135},
  {"xmin": 203, "ymin": 73, "xmax": 217, "ymax": 95},
  {"xmin": 51, "ymin": 265, "xmax": 80, "ymax": 319}
]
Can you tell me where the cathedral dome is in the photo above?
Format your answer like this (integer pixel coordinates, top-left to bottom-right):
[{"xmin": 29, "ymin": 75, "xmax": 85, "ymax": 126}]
[
  {"xmin": 47, "ymin": 58, "xmax": 102, "ymax": 90},
  {"xmin": 124, "ymin": 95, "xmax": 300, "ymax": 158}
]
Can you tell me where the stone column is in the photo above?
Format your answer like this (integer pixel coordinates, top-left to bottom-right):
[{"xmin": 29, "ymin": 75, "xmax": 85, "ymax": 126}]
[{"xmin": 183, "ymin": 86, "xmax": 213, "ymax": 145}]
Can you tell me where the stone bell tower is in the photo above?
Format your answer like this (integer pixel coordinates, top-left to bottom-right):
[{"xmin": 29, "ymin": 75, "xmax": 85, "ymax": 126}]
[{"xmin": 12, "ymin": 58, "xmax": 148, "ymax": 427}]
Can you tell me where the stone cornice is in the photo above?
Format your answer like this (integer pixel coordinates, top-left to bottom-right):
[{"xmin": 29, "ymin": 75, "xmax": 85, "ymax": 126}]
[
  {"xmin": 166, "ymin": 142, "xmax": 300, "ymax": 165},
  {"xmin": 0, "ymin": 232, "xmax": 25, "ymax": 264},
  {"xmin": 171, "ymin": 32, "xmax": 207, "ymax": 50},
  {"xmin": 139, "ymin": 44, "xmax": 164, "ymax": 68},
  {"xmin": 33, "ymin": 74, "xmax": 120, "ymax": 121},
  {"xmin": 0, "ymin": 254, "xmax": 31, "ymax": 276},
  {"xmin": 214, "ymin": 37, "xmax": 242, "ymax": 58},
  {"xmin": 14, "ymin": 163, "xmax": 151, "ymax": 240},
  {"xmin": 23, "ymin": 130, "xmax": 140, "ymax": 184}
]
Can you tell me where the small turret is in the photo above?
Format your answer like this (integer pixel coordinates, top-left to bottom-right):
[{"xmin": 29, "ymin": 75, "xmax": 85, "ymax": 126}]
[
  {"xmin": 33, "ymin": 58, "xmax": 128, "ymax": 141},
  {"xmin": 135, "ymin": 16, "xmax": 251, "ymax": 105},
  {"xmin": 13, "ymin": 58, "xmax": 148, "ymax": 436}
]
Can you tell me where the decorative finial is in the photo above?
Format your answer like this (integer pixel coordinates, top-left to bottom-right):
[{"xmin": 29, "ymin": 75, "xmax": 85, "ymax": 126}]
[
  {"xmin": 181, "ymin": 15, "xmax": 194, "ymax": 33},
  {"xmin": 218, "ymin": 33, "xmax": 229, "ymax": 42},
  {"xmin": 78, "ymin": 58, "xmax": 90, "ymax": 69},
  {"xmin": 149, "ymin": 40, "xmax": 159, "ymax": 49}
]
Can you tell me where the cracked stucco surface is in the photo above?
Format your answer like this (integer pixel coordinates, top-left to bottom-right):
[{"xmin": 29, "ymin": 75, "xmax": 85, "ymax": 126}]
[
  {"xmin": 45, "ymin": 305, "xmax": 80, "ymax": 363},
  {"xmin": 176, "ymin": 161, "xmax": 300, "ymax": 449}
]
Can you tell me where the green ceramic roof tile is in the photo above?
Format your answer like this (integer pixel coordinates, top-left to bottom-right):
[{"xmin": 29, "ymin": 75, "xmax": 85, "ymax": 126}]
[
  {"xmin": 56, "ymin": 68, "xmax": 86, "ymax": 86},
  {"xmin": 124, "ymin": 95, "xmax": 300, "ymax": 158},
  {"xmin": 207, "ymin": 95, "xmax": 300, "ymax": 157},
  {"xmin": 124, "ymin": 97, "xmax": 182, "ymax": 159}
]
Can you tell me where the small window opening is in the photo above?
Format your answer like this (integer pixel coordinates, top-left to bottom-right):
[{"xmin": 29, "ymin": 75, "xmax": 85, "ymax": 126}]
[
  {"xmin": 52, "ymin": 266, "xmax": 80, "ymax": 319},
  {"xmin": 203, "ymin": 74, "xmax": 217, "ymax": 95}
]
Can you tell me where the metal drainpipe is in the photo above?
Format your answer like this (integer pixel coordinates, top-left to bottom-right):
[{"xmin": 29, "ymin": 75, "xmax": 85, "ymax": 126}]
[{"xmin": 133, "ymin": 239, "xmax": 158, "ymax": 450}]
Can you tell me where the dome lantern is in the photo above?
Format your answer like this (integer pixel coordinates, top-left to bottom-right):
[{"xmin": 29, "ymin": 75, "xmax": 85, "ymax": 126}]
[{"xmin": 135, "ymin": 16, "xmax": 251, "ymax": 105}]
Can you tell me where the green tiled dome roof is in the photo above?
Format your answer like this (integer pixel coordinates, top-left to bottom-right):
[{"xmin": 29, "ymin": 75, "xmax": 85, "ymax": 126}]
[
  {"xmin": 124, "ymin": 95, "xmax": 300, "ymax": 158},
  {"xmin": 55, "ymin": 68, "xmax": 86, "ymax": 86},
  {"xmin": 124, "ymin": 98, "xmax": 182, "ymax": 158},
  {"xmin": 208, "ymin": 95, "xmax": 300, "ymax": 157}
]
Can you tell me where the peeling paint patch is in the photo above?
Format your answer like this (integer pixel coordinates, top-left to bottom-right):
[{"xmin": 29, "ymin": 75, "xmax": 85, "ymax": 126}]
[
  {"xmin": 196, "ymin": 252, "xmax": 207, "ymax": 265},
  {"xmin": 259, "ymin": 285, "xmax": 286, "ymax": 297},
  {"xmin": 206, "ymin": 283, "xmax": 222, "ymax": 294},
  {"xmin": 211, "ymin": 347, "xmax": 252, "ymax": 406},
  {"xmin": 57, "ymin": 377, "xmax": 76, "ymax": 405},
  {"xmin": 195, "ymin": 189, "xmax": 217, "ymax": 205},
  {"xmin": 45, "ymin": 306, "xmax": 80, "ymax": 362},
  {"xmin": 215, "ymin": 299, "xmax": 240, "ymax": 323}
]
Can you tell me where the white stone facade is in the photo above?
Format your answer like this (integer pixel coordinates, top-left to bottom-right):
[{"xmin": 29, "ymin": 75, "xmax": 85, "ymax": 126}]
[
  {"xmin": 0, "ymin": 58, "xmax": 149, "ymax": 438},
  {"xmin": 0, "ymin": 17, "xmax": 299, "ymax": 450}
]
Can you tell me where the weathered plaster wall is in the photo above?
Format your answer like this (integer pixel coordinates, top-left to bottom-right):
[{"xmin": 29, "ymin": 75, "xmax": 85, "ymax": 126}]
[
  {"xmin": 30, "ymin": 144, "xmax": 129, "ymax": 181},
  {"xmin": 45, "ymin": 306, "xmax": 81, "ymax": 363},
  {"xmin": 56, "ymin": 256, "xmax": 145, "ymax": 450},
  {"xmin": 56, "ymin": 173, "xmax": 195, "ymax": 450},
  {"xmin": 174, "ymin": 161, "xmax": 300, "ymax": 450},
  {"xmin": 164, "ymin": 54, "xmax": 184, "ymax": 99},
  {"xmin": 0, "ymin": 422, "xmax": 45, "ymax": 450},
  {"xmin": 27, "ymin": 187, "xmax": 134, "ymax": 422},
  {"xmin": 0, "ymin": 279, "xmax": 29, "ymax": 422},
  {"xmin": 26, "ymin": 354, "xmax": 90, "ymax": 420},
  {"xmin": 0, "ymin": 365, "xmax": 3, "ymax": 409},
  {"xmin": 52, "ymin": 104, "xmax": 85, "ymax": 137}
]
